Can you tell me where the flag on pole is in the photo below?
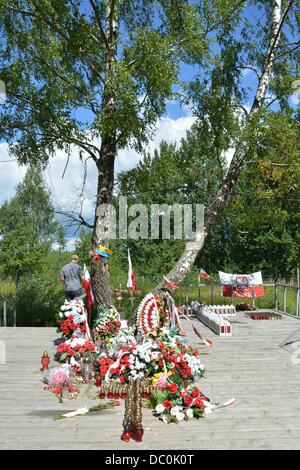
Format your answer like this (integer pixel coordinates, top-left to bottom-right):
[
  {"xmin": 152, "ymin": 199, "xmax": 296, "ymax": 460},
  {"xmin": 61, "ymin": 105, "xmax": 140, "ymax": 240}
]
[
  {"xmin": 82, "ymin": 264, "xmax": 94, "ymax": 312},
  {"xmin": 219, "ymin": 271, "xmax": 265, "ymax": 297},
  {"xmin": 199, "ymin": 269, "xmax": 210, "ymax": 281},
  {"xmin": 127, "ymin": 249, "xmax": 137, "ymax": 292}
]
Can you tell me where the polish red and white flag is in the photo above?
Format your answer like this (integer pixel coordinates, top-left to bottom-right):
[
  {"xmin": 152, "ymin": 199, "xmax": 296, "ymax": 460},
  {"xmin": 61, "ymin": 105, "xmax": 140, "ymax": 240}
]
[
  {"xmin": 219, "ymin": 271, "xmax": 265, "ymax": 297},
  {"xmin": 82, "ymin": 264, "xmax": 95, "ymax": 312},
  {"xmin": 199, "ymin": 269, "xmax": 210, "ymax": 280},
  {"xmin": 127, "ymin": 249, "xmax": 137, "ymax": 292}
]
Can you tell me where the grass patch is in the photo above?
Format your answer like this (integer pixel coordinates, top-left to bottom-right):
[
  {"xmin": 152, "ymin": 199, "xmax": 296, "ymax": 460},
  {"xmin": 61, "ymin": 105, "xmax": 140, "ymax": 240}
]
[{"xmin": 117, "ymin": 283, "xmax": 298, "ymax": 317}]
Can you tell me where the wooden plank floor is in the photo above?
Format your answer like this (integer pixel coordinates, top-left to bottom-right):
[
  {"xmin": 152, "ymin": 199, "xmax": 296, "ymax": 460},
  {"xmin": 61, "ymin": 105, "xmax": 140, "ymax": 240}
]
[{"xmin": 1, "ymin": 314, "xmax": 300, "ymax": 450}]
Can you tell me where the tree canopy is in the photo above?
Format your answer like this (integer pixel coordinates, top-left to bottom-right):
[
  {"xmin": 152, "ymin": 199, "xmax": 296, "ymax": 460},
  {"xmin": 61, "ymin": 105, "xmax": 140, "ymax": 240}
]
[
  {"xmin": 0, "ymin": 166, "xmax": 65, "ymax": 281},
  {"xmin": 0, "ymin": 1, "xmax": 300, "ymax": 305}
]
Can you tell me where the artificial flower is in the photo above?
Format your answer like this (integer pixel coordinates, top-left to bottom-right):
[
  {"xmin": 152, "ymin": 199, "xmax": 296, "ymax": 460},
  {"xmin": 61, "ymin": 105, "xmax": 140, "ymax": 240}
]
[{"xmin": 155, "ymin": 404, "xmax": 165, "ymax": 414}]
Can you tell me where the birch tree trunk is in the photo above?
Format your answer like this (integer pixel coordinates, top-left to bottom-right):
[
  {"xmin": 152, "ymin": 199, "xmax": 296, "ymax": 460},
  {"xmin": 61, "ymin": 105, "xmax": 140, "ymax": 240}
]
[
  {"xmin": 153, "ymin": 0, "xmax": 288, "ymax": 294},
  {"xmin": 91, "ymin": 1, "xmax": 118, "ymax": 308}
]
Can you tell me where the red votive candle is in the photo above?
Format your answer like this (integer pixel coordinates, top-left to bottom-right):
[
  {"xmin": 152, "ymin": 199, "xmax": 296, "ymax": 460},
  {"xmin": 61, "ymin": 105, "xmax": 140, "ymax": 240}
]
[{"xmin": 95, "ymin": 375, "xmax": 101, "ymax": 387}]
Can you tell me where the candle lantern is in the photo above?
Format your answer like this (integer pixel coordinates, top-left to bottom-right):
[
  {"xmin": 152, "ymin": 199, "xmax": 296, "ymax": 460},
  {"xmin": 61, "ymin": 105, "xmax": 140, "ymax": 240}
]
[
  {"xmin": 94, "ymin": 374, "xmax": 102, "ymax": 387},
  {"xmin": 97, "ymin": 338, "xmax": 107, "ymax": 353},
  {"xmin": 81, "ymin": 357, "xmax": 94, "ymax": 381}
]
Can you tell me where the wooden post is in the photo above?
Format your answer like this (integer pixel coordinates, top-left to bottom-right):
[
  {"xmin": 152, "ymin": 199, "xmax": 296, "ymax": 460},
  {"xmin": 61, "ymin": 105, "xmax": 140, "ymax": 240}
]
[
  {"xmin": 274, "ymin": 284, "xmax": 278, "ymax": 310},
  {"xmin": 3, "ymin": 300, "xmax": 7, "ymax": 327},
  {"xmin": 130, "ymin": 289, "xmax": 134, "ymax": 314},
  {"xmin": 283, "ymin": 286, "xmax": 287, "ymax": 313},
  {"xmin": 197, "ymin": 275, "xmax": 200, "ymax": 303}
]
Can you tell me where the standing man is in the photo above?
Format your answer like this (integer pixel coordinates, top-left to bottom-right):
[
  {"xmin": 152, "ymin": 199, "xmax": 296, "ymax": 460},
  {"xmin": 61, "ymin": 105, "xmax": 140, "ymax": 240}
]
[{"xmin": 60, "ymin": 255, "xmax": 84, "ymax": 300}]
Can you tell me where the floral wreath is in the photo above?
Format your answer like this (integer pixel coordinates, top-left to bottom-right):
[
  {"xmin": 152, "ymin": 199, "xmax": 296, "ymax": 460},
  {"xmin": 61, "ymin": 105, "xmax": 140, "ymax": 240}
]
[{"xmin": 136, "ymin": 293, "xmax": 169, "ymax": 337}]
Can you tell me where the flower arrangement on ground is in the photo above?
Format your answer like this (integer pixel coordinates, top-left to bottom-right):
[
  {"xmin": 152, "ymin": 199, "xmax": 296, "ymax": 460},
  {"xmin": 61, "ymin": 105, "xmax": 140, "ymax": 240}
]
[
  {"xmin": 93, "ymin": 307, "xmax": 121, "ymax": 341},
  {"xmin": 55, "ymin": 336, "xmax": 96, "ymax": 363},
  {"xmin": 148, "ymin": 381, "xmax": 212, "ymax": 423},
  {"xmin": 94, "ymin": 326, "xmax": 204, "ymax": 387},
  {"xmin": 42, "ymin": 293, "xmax": 221, "ymax": 432},
  {"xmin": 43, "ymin": 364, "xmax": 80, "ymax": 401},
  {"xmin": 56, "ymin": 299, "xmax": 87, "ymax": 338}
]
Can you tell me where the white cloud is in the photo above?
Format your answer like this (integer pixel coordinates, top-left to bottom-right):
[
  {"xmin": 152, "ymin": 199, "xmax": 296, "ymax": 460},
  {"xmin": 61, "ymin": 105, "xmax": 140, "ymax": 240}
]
[
  {"xmin": 46, "ymin": 146, "xmax": 97, "ymax": 211},
  {"xmin": 0, "ymin": 143, "xmax": 26, "ymax": 203},
  {"xmin": 53, "ymin": 237, "xmax": 78, "ymax": 252},
  {"xmin": 116, "ymin": 114, "xmax": 196, "ymax": 173},
  {"xmin": 0, "ymin": 114, "xmax": 196, "ymax": 212}
]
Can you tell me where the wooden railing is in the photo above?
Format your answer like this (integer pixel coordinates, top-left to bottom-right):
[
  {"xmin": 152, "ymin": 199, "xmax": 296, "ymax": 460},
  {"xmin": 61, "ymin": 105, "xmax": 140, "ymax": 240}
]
[
  {"xmin": 273, "ymin": 283, "xmax": 300, "ymax": 317},
  {"xmin": 181, "ymin": 282, "xmax": 300, "ymax": 318},
  {"xmin": 0, "ymin": 294, "xmax": 16, "ymax": 327}
]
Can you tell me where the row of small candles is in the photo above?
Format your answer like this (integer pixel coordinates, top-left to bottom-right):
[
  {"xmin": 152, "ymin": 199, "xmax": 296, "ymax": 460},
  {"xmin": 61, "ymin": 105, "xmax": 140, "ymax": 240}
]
[
  {"xmin": 198, "ymin": 306, "xmax": 232, "ymax": 336},
  {"xmin": 208, "ymin": 305, "xmax": 236, "ymax": 316}
]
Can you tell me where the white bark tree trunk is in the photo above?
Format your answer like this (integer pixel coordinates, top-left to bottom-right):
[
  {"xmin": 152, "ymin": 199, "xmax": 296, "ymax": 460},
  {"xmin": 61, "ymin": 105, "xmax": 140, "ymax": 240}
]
[
  {"xmin": 153, "ymin": 0, "xmax": 286, "ymax": 294},
  {"xmin": 91, "ymin": 0, "xmax": 119, "ymax": 308}
]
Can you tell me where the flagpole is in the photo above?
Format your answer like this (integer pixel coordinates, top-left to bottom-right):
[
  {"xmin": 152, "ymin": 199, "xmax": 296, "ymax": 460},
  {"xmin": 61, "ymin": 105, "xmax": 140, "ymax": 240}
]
[
  {"xmin": 252, "ymin": 286, "xmax": 255, "ymax": 309},
  {"xmin": 130, "ymin": 289, "xmax": 134, "ymax": 314},
  {"xmin": 127, "ymin": 248, "xmax": 136, "ymax": 313}
]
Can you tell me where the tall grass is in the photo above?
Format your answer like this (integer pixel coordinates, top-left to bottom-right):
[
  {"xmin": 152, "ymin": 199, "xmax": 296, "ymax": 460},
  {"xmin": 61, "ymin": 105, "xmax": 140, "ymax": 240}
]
[
  {"xmin": 0, "ymin": 279, "xmax": 16, "ymax": 298},
  {"xmin": 113, "ymin": 282, "xmax": 298, "ymax": 318},
  {"xmin": 1, "ymin": 265, "xmax": 298, "ymax": 325}
]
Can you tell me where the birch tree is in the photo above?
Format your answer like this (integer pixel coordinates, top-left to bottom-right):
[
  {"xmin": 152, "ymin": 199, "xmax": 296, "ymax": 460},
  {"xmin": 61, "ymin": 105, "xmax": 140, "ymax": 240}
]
[
  {"xmin": 0, "ymin": 0, "xmax": 243, "ymax": 307},
  {"xmin": 154, "ymin": 0, "xmax": 299, "ymax": 292}
]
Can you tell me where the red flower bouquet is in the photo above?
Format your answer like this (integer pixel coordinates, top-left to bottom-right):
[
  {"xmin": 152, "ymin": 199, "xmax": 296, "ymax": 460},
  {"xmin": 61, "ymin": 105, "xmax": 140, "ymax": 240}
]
[
  {"xmin": 55, "ymin": 337, "xmax": 96, "ymax": 363},
  {"xmin": 56, "ymin": 299, "xmax": 87, "ymax": 339},
  {"xmin": 150, "ymin": 381, "xmax": 210, "ymax": 423},
  {"xmin": 93, "ymin": 307, "xmax": 121, "ymax": 341}
]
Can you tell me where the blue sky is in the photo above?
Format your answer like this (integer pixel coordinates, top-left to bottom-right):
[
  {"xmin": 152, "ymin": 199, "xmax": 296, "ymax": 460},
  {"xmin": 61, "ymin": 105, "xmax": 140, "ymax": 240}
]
[{"xmin": 71, "ymin": 1, "xmax": 269, "ymax": 127}]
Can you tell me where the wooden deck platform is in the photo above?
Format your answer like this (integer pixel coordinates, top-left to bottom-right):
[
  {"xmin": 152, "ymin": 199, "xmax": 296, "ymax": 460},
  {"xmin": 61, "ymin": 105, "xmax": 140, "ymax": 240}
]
[{"xmin": 1, "ymin": 313, "xmax": 300, "ymax": 450}]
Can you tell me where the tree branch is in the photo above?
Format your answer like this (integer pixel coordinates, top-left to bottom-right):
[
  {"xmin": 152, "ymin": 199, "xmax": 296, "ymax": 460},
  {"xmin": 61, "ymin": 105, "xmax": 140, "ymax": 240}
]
[
  {"xmin": 264, "ymin": 95, "xmax": 279, "ymax": 110},
  {"xmin": 275, "ymin": 41, "xmax": 300, "ymax": 60},
  {"xmin": 6, "ymin": 3, "xmax": 104, "ymax": 83},
  {"xmin": 5, "ymin": 92, "xmax": 100, "ymax": 163},
  {"xmin": 235, "ymin": 65, "xmax": 261, "ymax": 81},
  {"xmin": 251, "ymin": 0, "xmax": 294, "ymax": 113},
  {"xmin": 34, "ymin": 55, "xmax": 100, "ymax": 116},
  {"xmin": 45, "ymin": 132, "xmax": 100, "ymax": 164},
  {"xmin": 89, "ymin": 0, "xmax": 109, "ymax": 50},
  {"xmin": 55, "ymin": 209, "xmax": 94, "ymax": 230},
  {"xmin": 204, "ymin": 0, "xmax": 247, "ymax": 34},
  {"xmin": 231, "ymin": 104, "xmax": 250, "ymax": 117}
]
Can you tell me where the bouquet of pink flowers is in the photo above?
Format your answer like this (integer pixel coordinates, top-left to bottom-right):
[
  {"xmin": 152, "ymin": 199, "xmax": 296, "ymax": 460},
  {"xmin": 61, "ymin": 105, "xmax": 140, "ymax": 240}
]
[{"xmin": 43, "ymin": 365, "xmax": 80, "ymax": 401}]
